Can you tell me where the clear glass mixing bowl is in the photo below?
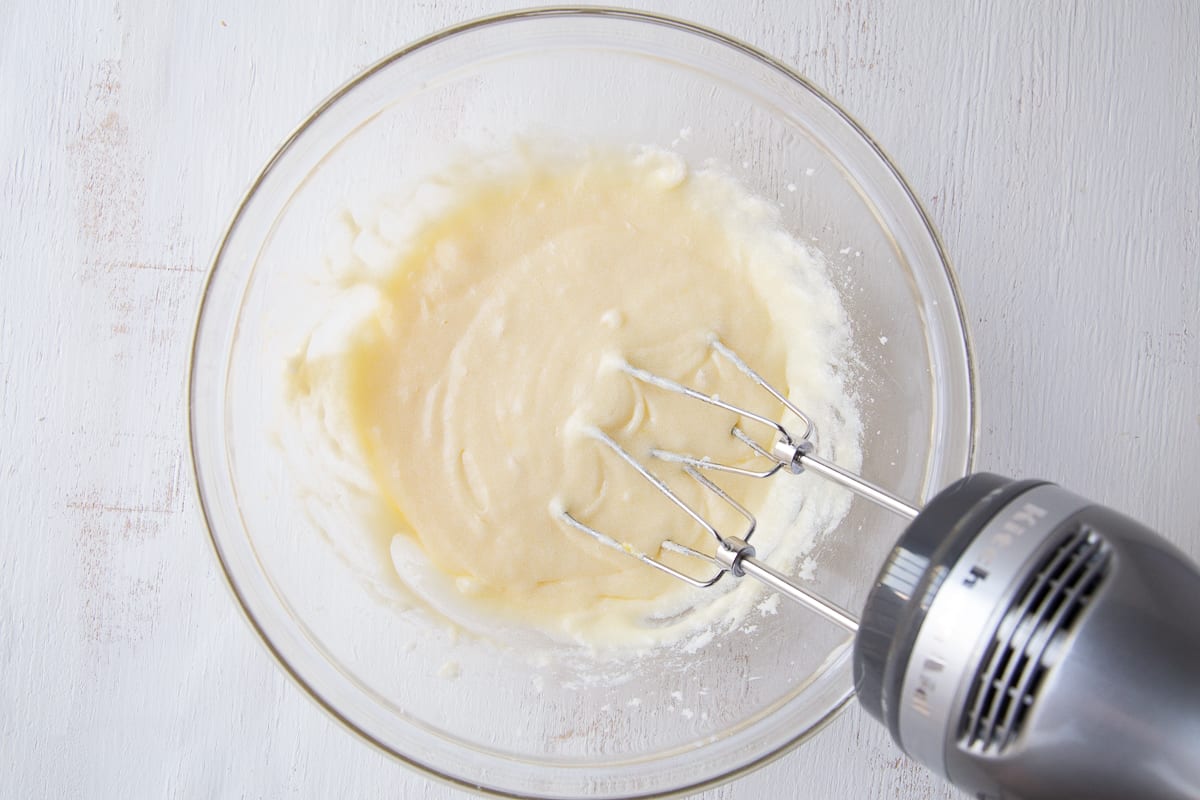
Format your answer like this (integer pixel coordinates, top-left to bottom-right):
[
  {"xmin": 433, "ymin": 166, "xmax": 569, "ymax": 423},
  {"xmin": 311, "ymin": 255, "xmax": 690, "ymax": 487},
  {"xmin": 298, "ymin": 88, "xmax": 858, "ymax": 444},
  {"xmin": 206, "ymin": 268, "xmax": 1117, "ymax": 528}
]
[{"xmin": 189, "ymin": 8, "xmax": 975, "ymax": 798}]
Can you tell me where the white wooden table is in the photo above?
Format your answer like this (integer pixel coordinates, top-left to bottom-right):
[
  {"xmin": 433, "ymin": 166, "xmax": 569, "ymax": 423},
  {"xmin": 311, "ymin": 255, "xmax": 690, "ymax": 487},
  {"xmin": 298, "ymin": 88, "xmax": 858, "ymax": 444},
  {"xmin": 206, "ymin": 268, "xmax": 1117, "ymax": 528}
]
[{"xmin": 4, "ymin": 1, "xmax": 1198, "ymax": 797}]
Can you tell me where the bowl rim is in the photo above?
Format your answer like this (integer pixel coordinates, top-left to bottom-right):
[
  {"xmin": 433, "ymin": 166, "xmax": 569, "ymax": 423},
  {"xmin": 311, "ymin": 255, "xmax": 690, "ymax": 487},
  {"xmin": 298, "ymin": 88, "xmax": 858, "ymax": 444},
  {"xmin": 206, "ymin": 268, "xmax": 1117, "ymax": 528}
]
[{"xmin": 187, "ymin": 6, "xmax": 978, "ymax": 798}]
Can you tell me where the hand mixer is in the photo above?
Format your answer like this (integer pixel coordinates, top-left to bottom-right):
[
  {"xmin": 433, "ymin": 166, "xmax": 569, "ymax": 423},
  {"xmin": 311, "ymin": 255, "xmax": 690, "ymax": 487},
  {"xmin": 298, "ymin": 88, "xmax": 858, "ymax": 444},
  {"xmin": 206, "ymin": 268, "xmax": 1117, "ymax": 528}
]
[{"xmin": 559, "ymin": 335, "xmax": 1200, "ymax": 800}]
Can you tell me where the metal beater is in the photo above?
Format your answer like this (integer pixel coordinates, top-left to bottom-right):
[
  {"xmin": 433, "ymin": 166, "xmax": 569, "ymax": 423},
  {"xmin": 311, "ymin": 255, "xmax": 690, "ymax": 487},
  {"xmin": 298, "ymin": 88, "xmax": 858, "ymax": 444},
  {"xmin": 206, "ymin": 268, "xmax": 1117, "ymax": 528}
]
[{"xmin": 558, "ymin": 334, "xmax": 1200, "ymax": 800}]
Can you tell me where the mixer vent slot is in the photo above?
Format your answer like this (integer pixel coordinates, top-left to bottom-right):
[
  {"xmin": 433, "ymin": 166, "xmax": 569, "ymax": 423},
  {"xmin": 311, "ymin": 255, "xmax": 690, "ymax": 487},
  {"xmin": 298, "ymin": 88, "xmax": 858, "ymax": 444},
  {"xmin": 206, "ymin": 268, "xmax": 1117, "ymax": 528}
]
[{"xmin": 958, "ymin": 524, "xmax": 1110, "ymax": 754}]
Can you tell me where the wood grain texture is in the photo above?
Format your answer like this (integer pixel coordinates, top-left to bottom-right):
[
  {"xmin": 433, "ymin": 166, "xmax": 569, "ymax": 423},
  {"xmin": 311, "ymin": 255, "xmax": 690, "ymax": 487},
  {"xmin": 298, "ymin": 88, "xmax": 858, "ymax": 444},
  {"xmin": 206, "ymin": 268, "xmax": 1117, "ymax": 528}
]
[{"xmin": 2, "ymin": 1, "xmax": 1197, "ymax": 797}]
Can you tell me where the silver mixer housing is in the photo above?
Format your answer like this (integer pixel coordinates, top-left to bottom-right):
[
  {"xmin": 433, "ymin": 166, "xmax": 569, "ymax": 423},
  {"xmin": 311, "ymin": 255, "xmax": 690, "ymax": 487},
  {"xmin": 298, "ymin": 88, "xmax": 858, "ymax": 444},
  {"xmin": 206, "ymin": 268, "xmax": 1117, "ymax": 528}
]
[{"xmin": 853, "ymin": 476, "xmax": 1200, "ymax": 800}]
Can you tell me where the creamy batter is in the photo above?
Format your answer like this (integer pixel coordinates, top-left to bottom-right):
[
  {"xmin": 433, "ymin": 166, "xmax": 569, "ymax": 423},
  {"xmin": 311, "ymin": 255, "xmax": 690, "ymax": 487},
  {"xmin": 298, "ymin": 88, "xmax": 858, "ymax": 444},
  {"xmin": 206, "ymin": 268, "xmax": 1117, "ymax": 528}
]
[{"xmin": 285, "ymin": 145, "xmax": 861, "ymax": 647}]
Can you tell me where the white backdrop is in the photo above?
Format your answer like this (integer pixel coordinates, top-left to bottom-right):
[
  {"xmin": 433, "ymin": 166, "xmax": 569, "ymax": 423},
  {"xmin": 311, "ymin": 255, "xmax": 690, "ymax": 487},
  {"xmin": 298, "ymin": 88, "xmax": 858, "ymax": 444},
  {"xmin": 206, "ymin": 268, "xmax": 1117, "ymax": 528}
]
[{"xmin": 3, "ymin": 1, "xmax": 1198, "ymax": 797}]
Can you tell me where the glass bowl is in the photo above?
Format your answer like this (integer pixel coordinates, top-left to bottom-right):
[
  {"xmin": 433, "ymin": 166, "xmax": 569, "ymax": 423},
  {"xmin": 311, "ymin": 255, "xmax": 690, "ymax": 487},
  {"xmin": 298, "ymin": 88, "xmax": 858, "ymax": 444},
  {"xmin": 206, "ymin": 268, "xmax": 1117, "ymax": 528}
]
[{"xmin": 189, "ymin": 8, "xmax": 975, "ymax": 798}]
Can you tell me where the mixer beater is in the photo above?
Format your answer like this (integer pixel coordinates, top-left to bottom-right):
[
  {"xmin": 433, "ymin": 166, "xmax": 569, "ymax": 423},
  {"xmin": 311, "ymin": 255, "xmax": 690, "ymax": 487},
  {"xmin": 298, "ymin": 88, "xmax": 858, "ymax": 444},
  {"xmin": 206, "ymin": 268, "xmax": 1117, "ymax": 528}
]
[
  {"xmin": 557, "ymin": 334, "xmax": 1200, "ymax": 800},
  {"xmin": 559, "ymin": 333, "xmax": 913, "ymax": 632}
]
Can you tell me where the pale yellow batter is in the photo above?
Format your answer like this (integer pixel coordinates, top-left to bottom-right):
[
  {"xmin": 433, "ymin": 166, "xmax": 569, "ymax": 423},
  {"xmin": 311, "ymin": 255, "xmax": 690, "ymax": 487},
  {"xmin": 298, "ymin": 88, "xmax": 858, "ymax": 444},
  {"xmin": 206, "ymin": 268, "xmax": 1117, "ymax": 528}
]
[{"xmin": 285, "ymin": 146, "xmax": 860, "ymax": 646}]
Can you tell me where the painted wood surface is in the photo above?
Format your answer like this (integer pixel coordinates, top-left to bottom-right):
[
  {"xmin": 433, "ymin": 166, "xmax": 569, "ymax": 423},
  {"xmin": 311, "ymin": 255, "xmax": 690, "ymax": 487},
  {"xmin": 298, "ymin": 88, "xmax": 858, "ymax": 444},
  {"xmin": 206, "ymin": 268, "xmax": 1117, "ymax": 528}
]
[{"xmin": 3, "ymin": 1, "xmax": 1197, "ymax": 797}]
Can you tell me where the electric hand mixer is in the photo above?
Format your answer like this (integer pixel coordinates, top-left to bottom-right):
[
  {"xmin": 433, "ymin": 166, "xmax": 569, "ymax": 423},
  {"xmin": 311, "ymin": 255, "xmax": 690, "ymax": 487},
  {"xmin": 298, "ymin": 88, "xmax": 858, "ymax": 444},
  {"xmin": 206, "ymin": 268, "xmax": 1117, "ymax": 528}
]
[{"xmin": 558, "ymin": 335, "xmax": 1200, "ymax": 800}]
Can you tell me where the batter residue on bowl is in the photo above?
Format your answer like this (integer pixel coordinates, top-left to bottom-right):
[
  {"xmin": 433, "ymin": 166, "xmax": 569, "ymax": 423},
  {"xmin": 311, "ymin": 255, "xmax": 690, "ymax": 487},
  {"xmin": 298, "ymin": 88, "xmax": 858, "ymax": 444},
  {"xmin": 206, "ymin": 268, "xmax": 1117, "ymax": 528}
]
[{"xmin": 284, "ymin": 143, "xmax": 861, "ymax": 648}]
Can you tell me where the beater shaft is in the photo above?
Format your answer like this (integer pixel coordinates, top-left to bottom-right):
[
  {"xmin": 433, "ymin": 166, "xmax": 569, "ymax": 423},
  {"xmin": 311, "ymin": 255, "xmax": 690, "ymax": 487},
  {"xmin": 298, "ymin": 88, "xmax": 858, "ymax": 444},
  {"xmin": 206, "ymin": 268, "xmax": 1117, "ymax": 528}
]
[
  {"xmin": 714, "ymin": 537, "xmax": 860, "ymax": 631},
  {"xmin": 774, "ymin": 444, "xmax": 921, "ymax": 520},
  {"xmin": 738, "ymin": 557, "xmax": 859, "ymax": 631}
]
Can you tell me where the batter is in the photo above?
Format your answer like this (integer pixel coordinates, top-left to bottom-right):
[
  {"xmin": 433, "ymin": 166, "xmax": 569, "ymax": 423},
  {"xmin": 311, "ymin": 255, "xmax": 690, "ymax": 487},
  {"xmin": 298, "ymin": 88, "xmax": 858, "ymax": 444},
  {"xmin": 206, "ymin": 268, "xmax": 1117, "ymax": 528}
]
[{"xmin": 285, "ymin": 145, "xmax": 861, "ymax": 646}]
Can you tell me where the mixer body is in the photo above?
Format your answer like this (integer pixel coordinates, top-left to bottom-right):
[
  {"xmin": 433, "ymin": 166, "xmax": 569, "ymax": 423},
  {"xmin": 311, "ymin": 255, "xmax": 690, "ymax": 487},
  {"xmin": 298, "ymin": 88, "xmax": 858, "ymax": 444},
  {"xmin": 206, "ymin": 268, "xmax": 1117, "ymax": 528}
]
[{"xmin": 854, "ymin": 475, "xmax": 1200, "ymax": 800}]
